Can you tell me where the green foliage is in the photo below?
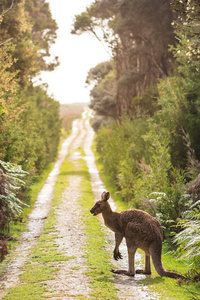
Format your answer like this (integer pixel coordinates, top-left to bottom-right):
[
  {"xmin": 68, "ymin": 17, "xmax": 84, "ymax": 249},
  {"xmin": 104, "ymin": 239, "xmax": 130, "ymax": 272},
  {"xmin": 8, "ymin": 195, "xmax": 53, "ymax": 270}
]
[
  {"xmin": 0, "ymin": 0, "xmax": 58, "ymax": 84},
  {"xmin": 175, "ymin": 202, "xmax": 200, "ymax": 269},
  {"xmin": 88, "ymin": 62, "xmax": 117, "ymax": 125},
  {"xmin": 0, "ymin": 160, "xmax": 28, "ymax": 233},
  {"xmin": 148, "ymin": 189, "xmax": 191, "ymax": 234},
  {"xmin": 86, "ymin": 61, "xmax": 113, "ymax": 86},
  {"xmin": 25, "ymin": 0, "xmax": 58, "ymax": 71},
  {"xmin": 96, "ymin": 116, "xmax": 191, "ymax": 234},
  {"xmin": 2, "ymin": 157, "xmax": 73, "ymax": 299},
  {"xmin": 0, "ymin": 85, "xmax": 61, "ymax": 173},
  {"xmin": 96, "ymin": 117, "xmax": 147, "ymax": 205},
  {"xmin": 71, "ymin": 12, "xmax": 94, "ymax": 35},
  {"xmin": 0, "ymin": 42, "xmax": 19, "ymax": 124}
]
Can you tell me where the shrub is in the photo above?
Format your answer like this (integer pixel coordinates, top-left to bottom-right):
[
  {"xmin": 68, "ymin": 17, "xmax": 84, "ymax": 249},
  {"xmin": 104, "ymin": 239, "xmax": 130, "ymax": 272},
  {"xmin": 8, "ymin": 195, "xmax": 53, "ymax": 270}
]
[
  {"xmin": 148, "ymin": 187, "xmax": 191, "ymax": 235},
  {"xmin": 0, "ymin": 160, "xmax": 28, "ymax": 233},
  {"xmin": 96, "ymin": 116, "xmax": 148, "ymax": 203},
  {"xmin": 175, "ymin": 201, "xmax": 200, "ymax": 269}
]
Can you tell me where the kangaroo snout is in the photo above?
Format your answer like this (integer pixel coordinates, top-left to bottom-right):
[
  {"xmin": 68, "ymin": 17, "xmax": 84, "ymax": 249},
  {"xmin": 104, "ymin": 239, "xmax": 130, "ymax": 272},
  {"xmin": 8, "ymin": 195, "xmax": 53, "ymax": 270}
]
[{"xmin": 90, "ymin": 207, "xmax": 96, "ymax": 215}]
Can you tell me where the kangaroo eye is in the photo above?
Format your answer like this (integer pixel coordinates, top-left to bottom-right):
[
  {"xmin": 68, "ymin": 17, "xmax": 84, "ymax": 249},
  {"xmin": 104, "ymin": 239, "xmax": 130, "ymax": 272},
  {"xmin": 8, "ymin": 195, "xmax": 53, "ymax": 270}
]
[{"xmin": 96, "ymin": 203, "xmax": 101, "ymax": 208}]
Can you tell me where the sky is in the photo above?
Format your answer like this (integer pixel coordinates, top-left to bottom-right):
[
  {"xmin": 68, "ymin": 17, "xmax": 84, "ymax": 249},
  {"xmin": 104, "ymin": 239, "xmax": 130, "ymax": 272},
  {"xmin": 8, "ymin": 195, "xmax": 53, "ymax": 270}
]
[{"xmin": 38, "ymin": 0, "xmax": 110, "ymax": 104}]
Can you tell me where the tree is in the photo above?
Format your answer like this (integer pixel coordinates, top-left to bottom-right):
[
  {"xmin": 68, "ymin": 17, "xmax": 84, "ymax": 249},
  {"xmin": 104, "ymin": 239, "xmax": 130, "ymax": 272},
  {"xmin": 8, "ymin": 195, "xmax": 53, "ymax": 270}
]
[
  {"xmin": 0, "ymin": 0, "xmax": 58, "ymax": 85},
  {"xmin": 25, "ymin": 0, "xmax": 59, "ymax": 71},
  {"xmin": 72, "ymin": 0, "xmax": 175, "ymax": 120},
  {"xmin": 156, "ymin": 0, "xmax": 200, "ymax": 167},
  {"xmin": 87, "ymin": 61, "xmax": 117, "ymax": 126},
  {"xmin": 0, "ymin": 42, "xmax": 22, "ymax": 159}
]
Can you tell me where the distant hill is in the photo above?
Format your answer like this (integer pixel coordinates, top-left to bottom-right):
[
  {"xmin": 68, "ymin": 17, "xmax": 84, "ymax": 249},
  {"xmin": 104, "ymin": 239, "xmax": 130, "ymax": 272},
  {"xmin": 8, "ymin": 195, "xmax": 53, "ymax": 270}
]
[{"xmin": 60, "ymin": 103, "xmax": 88, "ymax": 131}]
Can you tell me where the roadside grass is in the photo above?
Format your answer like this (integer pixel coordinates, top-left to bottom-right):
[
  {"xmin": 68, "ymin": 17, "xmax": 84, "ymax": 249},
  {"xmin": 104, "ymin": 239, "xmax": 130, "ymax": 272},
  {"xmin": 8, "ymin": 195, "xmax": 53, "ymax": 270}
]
[{"xmin": 92, "ymin": 139, "xmax": 200, "ymax": 300}]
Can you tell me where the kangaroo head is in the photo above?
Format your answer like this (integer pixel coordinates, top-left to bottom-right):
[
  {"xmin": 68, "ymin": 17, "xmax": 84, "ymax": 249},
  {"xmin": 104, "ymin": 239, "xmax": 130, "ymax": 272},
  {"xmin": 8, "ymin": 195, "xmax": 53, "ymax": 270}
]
[{"xmin": 90, "ymin": 191, "xmax": 110, "ymax": 216}]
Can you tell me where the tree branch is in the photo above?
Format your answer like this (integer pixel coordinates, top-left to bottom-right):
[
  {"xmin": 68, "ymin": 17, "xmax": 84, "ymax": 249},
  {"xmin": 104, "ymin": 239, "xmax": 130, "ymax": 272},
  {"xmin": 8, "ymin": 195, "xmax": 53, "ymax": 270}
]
[
  {"xmin": 89, "ymin": 26, "xmax": 112, "ymax": 59},
  {"xmin": 0, "ymin": 38, "xmax": 13, "ymax": 47},
  {"xmin": 0, "ymin": 0, "xmax": 14, "ymax": 17}
]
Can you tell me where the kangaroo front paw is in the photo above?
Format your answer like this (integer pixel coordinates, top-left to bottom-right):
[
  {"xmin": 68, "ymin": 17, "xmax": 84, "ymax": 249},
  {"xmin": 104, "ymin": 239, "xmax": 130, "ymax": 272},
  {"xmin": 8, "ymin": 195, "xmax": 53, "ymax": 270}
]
[
  {"xmin": 111, "ymin": 269, "xmax": 135, "ymax": 277},
  {"xmin": 113, "ymin": 251, "xmax": 123, "ymax": 261}
]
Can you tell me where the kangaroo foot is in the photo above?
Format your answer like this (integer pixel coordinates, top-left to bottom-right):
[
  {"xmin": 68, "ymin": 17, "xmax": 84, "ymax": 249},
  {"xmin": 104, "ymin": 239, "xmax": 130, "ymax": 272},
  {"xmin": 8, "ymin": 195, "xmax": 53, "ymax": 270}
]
[
  {"xmin": 111, "ymin": 269, "xmax": 135, "ymax": 277},
  {"xmin": 136, "ymin": 269, "xmax": 151, "ymax": 275}
]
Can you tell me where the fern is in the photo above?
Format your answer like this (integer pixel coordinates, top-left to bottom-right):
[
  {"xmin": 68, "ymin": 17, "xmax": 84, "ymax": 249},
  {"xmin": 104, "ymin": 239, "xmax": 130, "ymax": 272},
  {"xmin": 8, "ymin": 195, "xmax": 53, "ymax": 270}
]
[
  {"xmin": 0, "ymin": 160, "xmax": 28, "ymax": 233},
  {"xmin": 175, "ymin": 202, "xmax": 200, "ymax": 268}
]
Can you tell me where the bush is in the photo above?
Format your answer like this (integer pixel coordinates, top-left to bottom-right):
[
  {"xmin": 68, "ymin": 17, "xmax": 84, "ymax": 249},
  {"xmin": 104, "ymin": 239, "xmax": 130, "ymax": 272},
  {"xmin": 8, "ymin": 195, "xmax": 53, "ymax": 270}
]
[
  {"xmin": 0, "ymin": 160, "xmax": 28, "ymax": 233},
  {"xmin": 96, "ymin": 117, "xmax": 191, "ymax": 235},
  {"xmin": 96, "ymin": 117, "xmax": 148, "ymax": 203},
  {"xmin": 175, "ymin": 201, "xmax": 200, "ymax": 269},
  {"xmin": 148, "ymin": 187, "xmax": 191, "ymax": 235}
]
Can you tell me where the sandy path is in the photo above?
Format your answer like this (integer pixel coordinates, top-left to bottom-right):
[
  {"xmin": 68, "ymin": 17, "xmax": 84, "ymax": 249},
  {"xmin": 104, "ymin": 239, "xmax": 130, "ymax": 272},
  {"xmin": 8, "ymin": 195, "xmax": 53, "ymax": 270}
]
[{"xmin": 0, "ymin": 111, "xmax": 157, "ymax": 299}]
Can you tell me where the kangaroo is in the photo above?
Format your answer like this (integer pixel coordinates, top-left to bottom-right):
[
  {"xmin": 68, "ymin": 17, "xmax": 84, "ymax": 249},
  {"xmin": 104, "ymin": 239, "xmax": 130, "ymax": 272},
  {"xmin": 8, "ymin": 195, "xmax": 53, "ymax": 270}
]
[{"xmin": 90, "ymin": 191, "xmax": 184, "ymax": 279}]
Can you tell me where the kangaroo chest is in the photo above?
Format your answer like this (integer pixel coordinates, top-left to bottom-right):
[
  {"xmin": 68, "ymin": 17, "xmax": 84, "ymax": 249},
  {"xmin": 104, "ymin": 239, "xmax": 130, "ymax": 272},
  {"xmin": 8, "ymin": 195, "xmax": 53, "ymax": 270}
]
[{"xmin": 104, "ymin": 216, "xmax": 122, "ymax": 234}]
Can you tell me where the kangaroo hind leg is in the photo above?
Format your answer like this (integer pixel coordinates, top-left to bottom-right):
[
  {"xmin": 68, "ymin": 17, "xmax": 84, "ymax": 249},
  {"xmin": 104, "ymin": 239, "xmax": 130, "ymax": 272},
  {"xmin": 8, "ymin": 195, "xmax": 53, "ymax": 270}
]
[
  {"xmin": 127, "ymin": 247, "xmax": 137, "ymax": 276},
  {"xmin": 136, "ymin": 253, "xmax": 151, "ymax": 275}
]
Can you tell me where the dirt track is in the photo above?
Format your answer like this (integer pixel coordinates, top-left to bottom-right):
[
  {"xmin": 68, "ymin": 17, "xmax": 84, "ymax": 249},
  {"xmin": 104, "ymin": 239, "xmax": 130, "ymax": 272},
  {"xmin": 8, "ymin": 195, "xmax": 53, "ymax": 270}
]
[{"xmin": 0, "ymin": 110, "xmax": 157, "ymax": 299}]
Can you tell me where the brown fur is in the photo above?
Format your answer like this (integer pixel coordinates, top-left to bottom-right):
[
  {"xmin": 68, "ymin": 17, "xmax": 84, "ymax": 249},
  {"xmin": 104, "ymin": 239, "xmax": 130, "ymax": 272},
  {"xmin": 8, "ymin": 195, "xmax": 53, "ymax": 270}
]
[{"xmin": 90, "ymin": 191, "xmax": 184, "ymax": 279}]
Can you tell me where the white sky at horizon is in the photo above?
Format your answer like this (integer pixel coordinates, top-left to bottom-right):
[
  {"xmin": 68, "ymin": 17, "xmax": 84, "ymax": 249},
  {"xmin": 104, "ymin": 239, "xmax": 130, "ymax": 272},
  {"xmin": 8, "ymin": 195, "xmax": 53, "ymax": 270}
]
[{"xmin": 38, "ymin": 0, "xmax": 110, "ymax": 104}]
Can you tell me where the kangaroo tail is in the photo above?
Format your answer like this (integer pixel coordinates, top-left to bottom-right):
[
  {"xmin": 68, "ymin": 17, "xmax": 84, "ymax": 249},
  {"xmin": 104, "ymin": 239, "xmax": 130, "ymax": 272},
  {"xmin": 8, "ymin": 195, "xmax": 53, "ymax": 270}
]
[
  {"xmin": 154, "ymin": 266, "xmax": 184, "ymax": 279},
  {"xmin": 150, "ymin": 246, "xmax": 184, "ymax": 279}
]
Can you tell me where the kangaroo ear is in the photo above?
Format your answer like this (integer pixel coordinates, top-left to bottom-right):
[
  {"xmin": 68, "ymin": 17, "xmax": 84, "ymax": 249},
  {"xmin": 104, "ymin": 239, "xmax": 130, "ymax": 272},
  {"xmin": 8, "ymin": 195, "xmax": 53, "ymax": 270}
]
[{"xmin": 101, "ymin": 191, "xmax": 110, "ymax": 201}]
